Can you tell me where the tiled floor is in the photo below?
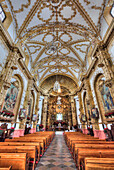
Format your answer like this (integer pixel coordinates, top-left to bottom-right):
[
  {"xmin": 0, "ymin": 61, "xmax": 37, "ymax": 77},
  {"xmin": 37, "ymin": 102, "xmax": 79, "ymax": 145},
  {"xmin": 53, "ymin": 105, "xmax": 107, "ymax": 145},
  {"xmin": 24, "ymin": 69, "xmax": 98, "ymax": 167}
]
[{"xmin": 36, "ymin": 133, "xmax": 76, "ymax": 170}]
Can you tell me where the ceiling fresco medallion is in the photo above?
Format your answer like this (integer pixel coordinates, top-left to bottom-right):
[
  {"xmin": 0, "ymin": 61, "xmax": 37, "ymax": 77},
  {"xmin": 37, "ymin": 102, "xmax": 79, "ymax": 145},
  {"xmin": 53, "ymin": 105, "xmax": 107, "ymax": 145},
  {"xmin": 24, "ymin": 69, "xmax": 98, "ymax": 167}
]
[
  {"xmin": 59, "ymin": 32, "xmax": 72, "ymax": 43},
  {"xmin": 59, "ymin": 47, "xmax": 70, "ymax": 55},
  {"xmin": 59, "ymin": 2, "xmax": 76, "ymax": 21},
  {"xmin": 37, "ymin": 4, "xmax": 54, "ymax": 22}
]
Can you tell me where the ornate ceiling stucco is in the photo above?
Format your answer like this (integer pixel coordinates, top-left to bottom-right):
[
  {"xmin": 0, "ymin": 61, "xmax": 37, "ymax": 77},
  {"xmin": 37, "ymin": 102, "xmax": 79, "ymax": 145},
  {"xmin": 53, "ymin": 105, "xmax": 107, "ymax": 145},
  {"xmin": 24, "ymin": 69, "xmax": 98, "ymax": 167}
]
[
  {"xmin": 2, "ymin": 0, "xmax": 107, "ymax": 83},
  {"xmin": 40, "ymin": 75, "xmax": 78, "ymax": 95}
]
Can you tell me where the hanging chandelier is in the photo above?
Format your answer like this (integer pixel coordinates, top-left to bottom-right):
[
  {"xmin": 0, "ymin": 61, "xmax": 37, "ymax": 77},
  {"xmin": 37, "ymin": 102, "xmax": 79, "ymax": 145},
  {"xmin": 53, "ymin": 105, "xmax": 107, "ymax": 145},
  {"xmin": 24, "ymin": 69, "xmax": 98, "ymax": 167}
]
[{"xmin": 45, "ymin": 40, "xmax": 61, "ymax": 54}]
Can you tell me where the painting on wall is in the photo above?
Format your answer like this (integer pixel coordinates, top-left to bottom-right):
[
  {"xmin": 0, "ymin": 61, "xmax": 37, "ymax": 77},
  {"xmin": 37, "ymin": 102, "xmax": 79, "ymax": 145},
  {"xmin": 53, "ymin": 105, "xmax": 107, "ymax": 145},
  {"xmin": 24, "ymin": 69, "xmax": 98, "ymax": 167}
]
[
  {"xmin": 91, "ymin": 108, "xmax": 99, "ymax": 119},
  {"xmin": 81, "ymin": 114, "xmax": 87, "ymax": 122},
  {"xmin": 32, "ymin": 114, "xmax": 37, "ymax": 122},
  {"xmin": 99, "ymin": 80, "xmax": 114, "ymax": 111},
  {"xmin": 19, "ymin": 108, "xmax": 26, "ymax": 119},
  {"xmin": 3, "ymin": 83, "xmax": 19, "ymax": 113}
]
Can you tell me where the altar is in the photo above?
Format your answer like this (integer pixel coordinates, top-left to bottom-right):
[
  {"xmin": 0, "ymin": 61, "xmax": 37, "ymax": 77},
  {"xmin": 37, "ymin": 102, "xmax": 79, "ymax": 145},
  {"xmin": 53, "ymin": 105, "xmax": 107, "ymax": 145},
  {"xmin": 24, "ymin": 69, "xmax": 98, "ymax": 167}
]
[
  {"xmin": 55, "ymin": 126, "xmax": 64, "ymax": 131},
  {"xmin": 55, "ymin": 123, "xmax": 67, "ymax": 131}
]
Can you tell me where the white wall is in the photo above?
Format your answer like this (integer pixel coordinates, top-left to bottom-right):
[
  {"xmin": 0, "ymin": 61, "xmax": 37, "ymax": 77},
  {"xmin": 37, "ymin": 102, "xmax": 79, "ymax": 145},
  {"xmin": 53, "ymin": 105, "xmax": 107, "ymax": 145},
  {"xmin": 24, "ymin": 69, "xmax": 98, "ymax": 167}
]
[
  {"xmin": 100, "ymin": 16, "xmax": 109, "ymax": 39},
  {"xmin": 7, "ymin": 22, "xmax": 16, "ymax": 42}
]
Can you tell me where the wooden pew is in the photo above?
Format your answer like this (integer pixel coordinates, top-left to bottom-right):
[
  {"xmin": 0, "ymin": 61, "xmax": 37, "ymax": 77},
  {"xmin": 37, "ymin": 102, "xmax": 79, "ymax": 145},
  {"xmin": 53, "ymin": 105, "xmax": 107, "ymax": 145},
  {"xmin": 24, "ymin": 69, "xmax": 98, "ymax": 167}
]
[
  {"xmin": 0, "ymin": 146, "xmax": 36, "ymax": 169},
  {"xmin": 0, "ymin": 153, "xmax": 28, "ymax": 170},
  {"xmin": 25, "ymin": 133, "xmax": 51, "ymax": 143},
  {"xmin": 76, "ymin": 148, "xmax": 114, "ymax": 169},
  {"xmin": 5, "ymin": 138, "xmax": 45, "ymax": 155},
  {"xmin": 73, "ymin": 143, "xmax": 114, "ymax": 160},
  {"xmin": 68, "ymin": 138, "xmax": 105, "ymax": 149},
  {"xmin": 85, "ymin": 158, "xmax": 114, "ymax": 170},
  {"xmin": 0, "ymin": 142, "xmax": 40, "ymax": 161},
  {"xmin": 18, "ymin": 136, "xmax": 48, "ymax": 148},
  {"xmin": 71, "ymin": 140, "xmax": 114, "ymax": 153},
  {"xmin": 0, "ymin": 166, "xmax": 12, "ymax": 170}
]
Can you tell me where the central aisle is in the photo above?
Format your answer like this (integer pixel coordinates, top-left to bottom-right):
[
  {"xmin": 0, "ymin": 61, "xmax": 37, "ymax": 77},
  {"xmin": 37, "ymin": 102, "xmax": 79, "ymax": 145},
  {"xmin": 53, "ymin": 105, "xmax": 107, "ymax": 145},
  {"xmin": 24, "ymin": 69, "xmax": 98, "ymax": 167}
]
[{"xmin": 36, "ymin": 133, "xmax": 76, "ymax": 170}]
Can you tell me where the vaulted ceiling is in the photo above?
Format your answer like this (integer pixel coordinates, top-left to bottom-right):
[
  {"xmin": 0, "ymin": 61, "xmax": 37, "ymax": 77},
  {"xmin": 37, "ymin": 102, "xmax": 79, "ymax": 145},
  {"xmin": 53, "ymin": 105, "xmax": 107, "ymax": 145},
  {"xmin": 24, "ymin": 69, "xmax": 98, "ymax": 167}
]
[{"xmin": 2, "ymin": 0, "xmax": 106, "ymax": 84}]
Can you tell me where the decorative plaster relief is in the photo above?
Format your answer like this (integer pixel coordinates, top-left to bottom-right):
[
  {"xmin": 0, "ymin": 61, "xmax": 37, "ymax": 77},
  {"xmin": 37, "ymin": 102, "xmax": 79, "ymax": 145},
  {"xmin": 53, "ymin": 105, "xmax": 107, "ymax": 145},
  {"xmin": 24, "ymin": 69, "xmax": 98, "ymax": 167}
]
[{"xmin": 0, "ymin": 38, "xmax": 8, "ymax": 73}]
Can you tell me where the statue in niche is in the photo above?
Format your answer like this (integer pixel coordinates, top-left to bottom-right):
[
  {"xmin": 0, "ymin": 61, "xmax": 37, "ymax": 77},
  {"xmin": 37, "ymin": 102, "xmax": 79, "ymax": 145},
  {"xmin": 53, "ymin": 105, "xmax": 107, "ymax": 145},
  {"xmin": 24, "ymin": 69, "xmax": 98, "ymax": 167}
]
[{"xmin": 99, "ymin": 79, "xmax": 114, "ymax": 111}]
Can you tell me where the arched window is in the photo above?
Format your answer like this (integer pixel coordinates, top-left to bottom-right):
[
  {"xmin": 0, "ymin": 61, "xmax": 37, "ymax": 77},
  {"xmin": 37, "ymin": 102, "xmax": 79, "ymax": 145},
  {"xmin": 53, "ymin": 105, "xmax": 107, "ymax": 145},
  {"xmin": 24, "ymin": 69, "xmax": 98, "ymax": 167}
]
[{"xmin": 2, "ymin": 75, "xmax": 23, "ymax": 119}]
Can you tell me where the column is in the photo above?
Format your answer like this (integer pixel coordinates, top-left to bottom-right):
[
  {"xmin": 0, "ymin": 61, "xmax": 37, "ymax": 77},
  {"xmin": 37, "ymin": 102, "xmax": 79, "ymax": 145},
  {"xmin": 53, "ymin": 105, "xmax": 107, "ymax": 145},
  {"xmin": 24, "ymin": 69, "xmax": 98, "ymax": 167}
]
[
  {"xmin": 84, "ymin": 78, "xmax": 99, "ymax": 136},
  {"xmin": 70, "ymin": 95, "xmax": 77, "ymax": 126},
  {"xmin": 77, "ymin": 92, "xmax": 86, "ymax": 132},
  {"xmin": 42, "ymin": 96, "xmax": 48, "ymax": 130},
  {"xmin": 68, "ymin": 112, "xmax": 72, "ymax": 129},
  {"xmin": 20, "ymin": 79, "xmax": 33, "ymax": 130},
  {"xmin": 31, "ymin": 91, "xmax": 40, "ymax": 133}
]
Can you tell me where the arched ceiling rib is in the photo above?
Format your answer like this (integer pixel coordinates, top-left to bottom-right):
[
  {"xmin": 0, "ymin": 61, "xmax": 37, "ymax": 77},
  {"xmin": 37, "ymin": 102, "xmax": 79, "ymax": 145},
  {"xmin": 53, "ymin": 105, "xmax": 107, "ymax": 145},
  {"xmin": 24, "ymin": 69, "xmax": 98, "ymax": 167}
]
[{"xmin": 4, "ymin": 0, "xmax": 106, "ymax": 82}]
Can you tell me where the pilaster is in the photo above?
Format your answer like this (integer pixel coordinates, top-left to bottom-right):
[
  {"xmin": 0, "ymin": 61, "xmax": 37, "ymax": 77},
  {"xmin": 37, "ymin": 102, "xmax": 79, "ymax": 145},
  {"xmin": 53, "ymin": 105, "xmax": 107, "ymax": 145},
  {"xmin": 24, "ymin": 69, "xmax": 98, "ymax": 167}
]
[
  {"xmin": 20, "ymin": 79, "xmax": 34, "ymax": 129},
  {"xmin": 77, "ymin": 92, "xmax": 85, "ymax": 129},
  {"xmin": 70, "ymin": 95, "xmax": 77, "ymax": 126},
  {"xmin": 42, "ymin": 96, "xmax": 48, "ymax": 130},
  {"xmin": 33, "ymin": 91, "xmax": 40, "ymax": 128}
]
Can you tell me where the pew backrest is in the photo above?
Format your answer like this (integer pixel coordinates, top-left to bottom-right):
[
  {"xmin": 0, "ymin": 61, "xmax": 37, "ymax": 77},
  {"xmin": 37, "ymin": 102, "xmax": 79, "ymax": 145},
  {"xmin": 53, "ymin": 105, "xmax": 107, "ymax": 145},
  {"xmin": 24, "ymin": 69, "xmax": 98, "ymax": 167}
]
[
  {"xmin": 85, "ymin": 157, "xmax": 114, "ymax": 170},
  {"xmin": 0, "ymin": 153, "xmax": 28, "ymax": 170}
]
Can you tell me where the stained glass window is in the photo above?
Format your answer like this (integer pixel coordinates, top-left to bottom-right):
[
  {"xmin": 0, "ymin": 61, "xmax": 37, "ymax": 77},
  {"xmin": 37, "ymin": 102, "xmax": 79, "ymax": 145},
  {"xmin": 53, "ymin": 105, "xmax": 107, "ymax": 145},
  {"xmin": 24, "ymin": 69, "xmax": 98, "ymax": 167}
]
[{"xmin": 0, "ymin": 4, "xmax": 6, "ymax": 23}]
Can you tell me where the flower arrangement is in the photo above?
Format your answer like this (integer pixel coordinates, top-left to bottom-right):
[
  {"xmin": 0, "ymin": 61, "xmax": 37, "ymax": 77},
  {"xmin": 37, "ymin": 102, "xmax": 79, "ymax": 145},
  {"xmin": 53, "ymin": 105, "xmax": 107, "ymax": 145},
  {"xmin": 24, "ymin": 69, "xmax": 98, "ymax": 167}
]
[
  {"xmin": 105, "ymin": 112, "xmax": 114, "ymax": 118},
  {"xmin": 0, "ymin": 111, "xmax": 14, "ymax": 118},
  {"xmin": 2, "ymin": 111, "xmax": 7, "ymax": 117},
  {"xmin": 6, "ymin": 113, "xmax": 11, "ymax": 117},
  {"xmin": 10, "ymin": 113, "xmax": 14, "ymax": 118},
  {"xmin": 53, "ymin": 122, "xmax": 59, "ymax": 126},
  {"xmin": 39, "ymin": 124, "xmax": 43, "ymax": 128},
  {"xmin": 27, "ymin": 117, "xmax": 30, "ymax": 120},
  {"xmin": 61, "ymin": 122, "xmax": 67, "ymax": 126},
  {"xmin": 104, "ymin": 128, "xmax": 108, "ymax": 133},
  {"xmin": 10, "ymin": 127, "xmax": 15, "ymax": 133}
]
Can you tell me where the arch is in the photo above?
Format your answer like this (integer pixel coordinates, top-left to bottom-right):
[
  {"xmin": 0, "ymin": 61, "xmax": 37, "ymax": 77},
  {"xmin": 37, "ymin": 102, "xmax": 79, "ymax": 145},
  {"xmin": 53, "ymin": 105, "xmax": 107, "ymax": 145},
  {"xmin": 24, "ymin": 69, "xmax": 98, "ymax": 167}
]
[{"xmin": 39, "ymin": 73, "xmax": 79, "ymax": 87}]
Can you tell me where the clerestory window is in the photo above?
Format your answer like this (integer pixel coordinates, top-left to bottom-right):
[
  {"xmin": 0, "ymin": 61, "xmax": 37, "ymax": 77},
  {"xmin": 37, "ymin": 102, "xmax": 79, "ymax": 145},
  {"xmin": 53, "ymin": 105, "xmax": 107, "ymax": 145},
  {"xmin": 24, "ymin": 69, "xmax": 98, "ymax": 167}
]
[{"xmin": 0, "ymin": 4, "xmax": 6, "ymax": 23}]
